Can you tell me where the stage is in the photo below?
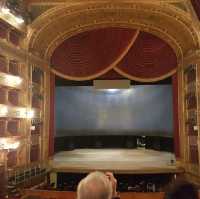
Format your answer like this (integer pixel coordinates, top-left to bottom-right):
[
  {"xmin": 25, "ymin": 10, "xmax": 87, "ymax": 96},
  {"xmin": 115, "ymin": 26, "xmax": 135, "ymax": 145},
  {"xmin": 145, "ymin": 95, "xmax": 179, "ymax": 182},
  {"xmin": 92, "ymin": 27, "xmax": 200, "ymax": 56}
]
[{"xmin": 50, "ymin": 149, "xmax": 184, "ymax": 174}]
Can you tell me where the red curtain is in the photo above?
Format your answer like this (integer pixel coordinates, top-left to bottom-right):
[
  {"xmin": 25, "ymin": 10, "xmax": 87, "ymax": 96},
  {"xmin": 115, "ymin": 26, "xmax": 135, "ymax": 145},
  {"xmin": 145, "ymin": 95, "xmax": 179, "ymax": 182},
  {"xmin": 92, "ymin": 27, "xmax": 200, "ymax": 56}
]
[
  {"xmin": 172, "ymin": 74, "xmax": 180, "ymax": 158},
  {"xmin": 49, "ymin": 73, "xmax": 55, "ymax": 157},
  {"xmin": 117, "ymin": 32, "xmax": 177, "ymax": 79},
  {"xmin": 51, "ymin": 28, "xmax": 137, "ymax": 78}
]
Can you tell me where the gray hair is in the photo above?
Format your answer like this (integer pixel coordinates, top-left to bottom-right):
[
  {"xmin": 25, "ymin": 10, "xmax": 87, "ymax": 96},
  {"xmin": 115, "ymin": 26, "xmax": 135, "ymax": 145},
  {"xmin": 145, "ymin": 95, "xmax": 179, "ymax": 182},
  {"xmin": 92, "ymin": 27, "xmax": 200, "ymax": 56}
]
[{"xmin": 77, "ymin": 171, "xmax": 112, "ymax": 199}]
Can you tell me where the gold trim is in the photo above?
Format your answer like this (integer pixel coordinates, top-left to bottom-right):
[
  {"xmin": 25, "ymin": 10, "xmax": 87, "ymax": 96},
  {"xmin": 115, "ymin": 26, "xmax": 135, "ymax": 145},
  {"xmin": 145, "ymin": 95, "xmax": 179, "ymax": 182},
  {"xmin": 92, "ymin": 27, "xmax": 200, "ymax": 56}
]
[
  {"xmin": 113, "ymin": 67, "xmax": 177, "ymax": 82},
  {"xmin": 26, "ymin": 1, "xmax": 198, "ymax": 63},
  {"xmin": 0, "ymin": 38, "xmax": 49, "ymax": 71},
  {"xmin": 45, "ymin": 22, "xmax": 182, "ymax": 63}
]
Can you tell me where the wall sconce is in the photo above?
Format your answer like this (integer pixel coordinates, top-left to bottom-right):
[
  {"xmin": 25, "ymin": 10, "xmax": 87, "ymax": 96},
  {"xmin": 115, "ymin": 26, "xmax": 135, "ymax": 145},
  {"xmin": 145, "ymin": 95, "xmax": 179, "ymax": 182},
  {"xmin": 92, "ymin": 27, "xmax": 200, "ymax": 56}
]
[
  {"xmin": 17, "ymin": 108, "xmax": 35, "ymax": 119},
  {"xmin": 0, "ymin": 106, "xmax": 37, "ymax": 119},
  {"xmin": 0, "ymin": 105, "xmax": 8, "ymax": 117},
  {"xmin": 0, "ymin": 138, "xmax": 20, "ymax": 150},
  {"xmin": 0, "ymin": 73, "xmax": 23, "ymax": 88},
  {"xmin": 193, "ymin": 125, "xmax": 198, "ymax": 131},
  {"xmin": 26, "ymin": 110, "xmax": 35, "ymax": 119},
  {"xmin": 30, "ymin": 126, "xmax": 35, "ymax": 131},
  {"xmin": 5, "ymin": 74, "xmax": 22, "ymax": 86}
]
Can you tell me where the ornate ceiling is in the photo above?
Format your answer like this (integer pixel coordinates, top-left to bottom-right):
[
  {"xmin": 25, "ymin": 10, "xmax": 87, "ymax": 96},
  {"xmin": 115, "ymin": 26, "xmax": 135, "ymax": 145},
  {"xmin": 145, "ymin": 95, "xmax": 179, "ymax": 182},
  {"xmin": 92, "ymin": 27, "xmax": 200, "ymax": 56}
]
[{"xmin": 25, "ymin": 0, "xmax": 200, "ymax": 82}]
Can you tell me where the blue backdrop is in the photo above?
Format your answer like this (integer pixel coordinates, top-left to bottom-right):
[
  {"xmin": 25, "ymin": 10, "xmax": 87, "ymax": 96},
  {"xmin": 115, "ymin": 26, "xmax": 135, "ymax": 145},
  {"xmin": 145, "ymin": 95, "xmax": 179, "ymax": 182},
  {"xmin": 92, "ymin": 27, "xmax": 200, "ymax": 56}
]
[{"xmin": 55, "ymin": 85, "xmax": 173, "ymax": 137}]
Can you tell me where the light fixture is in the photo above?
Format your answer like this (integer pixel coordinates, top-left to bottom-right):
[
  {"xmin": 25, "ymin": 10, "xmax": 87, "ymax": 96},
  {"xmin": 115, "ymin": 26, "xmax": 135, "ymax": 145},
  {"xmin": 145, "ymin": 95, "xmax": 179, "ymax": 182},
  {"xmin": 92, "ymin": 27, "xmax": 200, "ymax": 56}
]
[
  {"xmin": 5, "ymin": 74, "xmax": 22, "ymax": 86},
  {"xmin": 0, "ymin": 105, "xmax": 8, "ymax": 117},
  {"xmin": 0, "ymin": 2, "xmax": 25, "ymax": 25},
  {"xmin": 16, "ymin": 108, "xmax": 35, "ymax": 119},
  {"xmin": 16, "ymin": 107, "xmax": 26, "ymax": 118},
  {"xmin": 0, "ymin": 73, "xmax": 23, "ymax": 87},
  {"xmin": 15, "ymin": 16, "xmax": 24, "ymax": 24},
  {"xmin": 1, "ymin": 7, "xmax": 10, "ymax": 14},
  {"xmin": 26, "ymin": 110, "xmax": 35, "ymax": 119},
  {"xmin": 193, "ymin": 125, "xmax": 198, "ymax": 131},
  {"xmin": 0, "ymin": 107, "xmax": 37, "ymax": 119},
  {"xmin": 0, "ymin": 138, "xmax": 20, "ymax": 150},
  {"xmin": 30, "ymin": 126, "xmax": 35, "ymax": 131},
  {"xmin": 107, "ymin": 89, "xmax": 120, "ymax": 92}
]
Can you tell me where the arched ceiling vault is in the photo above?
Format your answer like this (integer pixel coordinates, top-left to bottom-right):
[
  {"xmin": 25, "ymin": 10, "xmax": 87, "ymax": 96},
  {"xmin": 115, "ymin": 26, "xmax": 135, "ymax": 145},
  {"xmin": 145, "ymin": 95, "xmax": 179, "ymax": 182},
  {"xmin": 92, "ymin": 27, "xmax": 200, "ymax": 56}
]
[{"xmin": 27, "ymin": 0, "xmax": 199, "ymax": 82}]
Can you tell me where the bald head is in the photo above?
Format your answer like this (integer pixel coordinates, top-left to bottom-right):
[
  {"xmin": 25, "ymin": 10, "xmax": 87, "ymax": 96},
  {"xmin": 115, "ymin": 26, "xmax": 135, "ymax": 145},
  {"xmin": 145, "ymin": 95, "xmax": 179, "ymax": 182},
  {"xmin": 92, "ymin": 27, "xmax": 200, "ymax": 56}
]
[{"xmin": 77, "ymin": 172, "xmax": 112, "ymax": 199}]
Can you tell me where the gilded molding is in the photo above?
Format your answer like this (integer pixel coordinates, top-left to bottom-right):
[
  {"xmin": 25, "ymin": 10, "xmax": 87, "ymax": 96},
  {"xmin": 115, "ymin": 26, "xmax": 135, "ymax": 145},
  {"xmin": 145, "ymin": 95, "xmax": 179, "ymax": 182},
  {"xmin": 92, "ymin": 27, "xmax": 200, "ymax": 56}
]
[
  {"xmin": 0, "ymin": 39, "xmax": 49, "ymax": 70},
  {"xmin": 113, "ymin": 67, "xmax": 177, "ymax": 82},
  {"xmin": 45, "ymin": 21, "xmax": 182, "ymax": 63},
  {"xmin": 183, "ymin": 49, "xmax": 200, "ymax": 64},
  {"xmin": 0, "ymin": 39, "xmax": 26, "ymax": 62},
  {"xmin": 27, "ymin": 0, "xmax": 199, "ymax": 65}
]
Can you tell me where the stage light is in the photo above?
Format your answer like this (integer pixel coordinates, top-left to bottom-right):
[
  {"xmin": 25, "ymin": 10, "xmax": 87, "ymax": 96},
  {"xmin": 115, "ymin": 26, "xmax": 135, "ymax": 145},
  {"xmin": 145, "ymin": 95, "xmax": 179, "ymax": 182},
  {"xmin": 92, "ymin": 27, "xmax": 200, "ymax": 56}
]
[
  {"xmin": 193, "ymin": 125, "xmax": 198, "ymax": 131},
  {"xmin": 106, "ymin": 89, "xmax": 120, "ymax": 93},
  {"xmin": 99, "ymin": 88, "xmax": 133, "ymax": 95}
]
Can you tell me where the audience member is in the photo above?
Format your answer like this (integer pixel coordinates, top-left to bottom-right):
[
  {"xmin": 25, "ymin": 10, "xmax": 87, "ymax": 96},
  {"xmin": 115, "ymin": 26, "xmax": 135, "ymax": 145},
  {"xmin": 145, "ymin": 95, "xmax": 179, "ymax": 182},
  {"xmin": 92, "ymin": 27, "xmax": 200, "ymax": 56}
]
[
  {"xmin": 77, "ymin": 171, "xmax": 119, "ymax": 199},
  {"xmin": 165, "ymin": 179, "xmax": 199, "ymax": 199}
]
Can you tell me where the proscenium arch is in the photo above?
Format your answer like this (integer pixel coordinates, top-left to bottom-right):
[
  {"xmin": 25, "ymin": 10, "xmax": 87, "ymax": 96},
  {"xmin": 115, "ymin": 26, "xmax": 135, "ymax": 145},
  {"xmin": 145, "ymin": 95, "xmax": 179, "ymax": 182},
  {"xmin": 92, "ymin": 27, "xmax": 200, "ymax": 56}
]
[{"xmin": 27, "ymin": 0, "xmax": 199, "ymax": 81}]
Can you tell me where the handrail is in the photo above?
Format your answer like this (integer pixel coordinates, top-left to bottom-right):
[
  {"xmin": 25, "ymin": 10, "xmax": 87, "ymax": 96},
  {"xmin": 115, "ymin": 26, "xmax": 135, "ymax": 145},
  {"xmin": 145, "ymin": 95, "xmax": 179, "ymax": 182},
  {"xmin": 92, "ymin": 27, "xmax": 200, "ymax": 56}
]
[{"xmin": 22, "ymin": 189, "xmax": 165, "ymax": 199}]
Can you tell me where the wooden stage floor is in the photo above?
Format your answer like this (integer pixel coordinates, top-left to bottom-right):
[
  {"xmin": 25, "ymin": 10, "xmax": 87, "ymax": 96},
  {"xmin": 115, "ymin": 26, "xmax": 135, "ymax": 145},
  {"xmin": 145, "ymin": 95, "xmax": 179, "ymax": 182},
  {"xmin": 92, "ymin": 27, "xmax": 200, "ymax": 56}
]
[{"xmin": 50, "ymin": 149, "xmax": 184, "ymax": 174}]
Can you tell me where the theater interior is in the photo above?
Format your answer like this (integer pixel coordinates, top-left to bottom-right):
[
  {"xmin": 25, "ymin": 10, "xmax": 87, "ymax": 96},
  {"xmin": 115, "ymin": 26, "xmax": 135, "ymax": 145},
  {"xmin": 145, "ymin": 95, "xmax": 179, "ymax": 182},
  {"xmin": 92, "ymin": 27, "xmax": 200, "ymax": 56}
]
[{"xmin": 1, "ymin": 0, "xmax": 200, "ymax": 199}]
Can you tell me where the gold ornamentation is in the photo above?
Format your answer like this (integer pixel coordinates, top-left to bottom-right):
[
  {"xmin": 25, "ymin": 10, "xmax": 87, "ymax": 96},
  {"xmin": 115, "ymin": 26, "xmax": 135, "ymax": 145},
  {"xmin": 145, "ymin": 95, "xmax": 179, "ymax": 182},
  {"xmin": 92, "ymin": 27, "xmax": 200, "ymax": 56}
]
[
  {"xmin": 27, "ymin": 0, "xmax": 199, "ymax": 67},
  {"xmin": 113, "ymin": 68, "xmax": 177, "ymax": 82}
]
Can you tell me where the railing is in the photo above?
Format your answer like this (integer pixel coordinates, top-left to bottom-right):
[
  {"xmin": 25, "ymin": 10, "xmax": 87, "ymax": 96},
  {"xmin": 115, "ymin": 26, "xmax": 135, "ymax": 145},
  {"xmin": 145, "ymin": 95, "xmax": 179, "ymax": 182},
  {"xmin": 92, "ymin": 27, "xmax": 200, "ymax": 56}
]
[{"xmin": 22, "ymin": 189, "xmax": 165, "ymax": 199}]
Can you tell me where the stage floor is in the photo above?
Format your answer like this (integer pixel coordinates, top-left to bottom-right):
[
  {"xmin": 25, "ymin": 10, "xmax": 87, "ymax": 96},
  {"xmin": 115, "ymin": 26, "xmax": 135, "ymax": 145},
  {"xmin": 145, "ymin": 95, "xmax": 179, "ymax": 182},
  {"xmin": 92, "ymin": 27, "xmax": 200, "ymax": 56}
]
[{"xmin": 50, "ymin": 149, "xmax": 184, "ymax": 174}]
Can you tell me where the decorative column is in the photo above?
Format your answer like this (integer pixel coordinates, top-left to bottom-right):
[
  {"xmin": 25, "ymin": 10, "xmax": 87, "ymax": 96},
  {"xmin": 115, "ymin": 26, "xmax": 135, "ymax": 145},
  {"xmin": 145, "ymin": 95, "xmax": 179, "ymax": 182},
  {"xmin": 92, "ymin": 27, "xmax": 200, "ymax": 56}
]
[
  {"xmin": 0, "ymin": 151, "xmax": 7, "ymax": 198},
  {"xmin": 182, "ymin": 50, "xmax": 200, "ymax": 183},
  {"xmin": 172, "ymin": 73, "xmax": 180, "ymax": 158},
  {"xmin": 49, "ymin": 72, "xmax": 55, "ymax": 157}
]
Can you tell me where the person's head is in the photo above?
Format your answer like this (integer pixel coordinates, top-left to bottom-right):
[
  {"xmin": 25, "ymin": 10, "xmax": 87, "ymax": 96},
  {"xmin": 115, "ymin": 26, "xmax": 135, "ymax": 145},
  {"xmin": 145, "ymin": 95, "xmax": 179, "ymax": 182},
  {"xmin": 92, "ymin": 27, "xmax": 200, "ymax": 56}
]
[
  {"xmin": 165, "ymin": 179, "xmax": 199, "ymax": 199},
  {"xmin": 77, "ymin": 171, "xmax": 112, "ymax": 199}
]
